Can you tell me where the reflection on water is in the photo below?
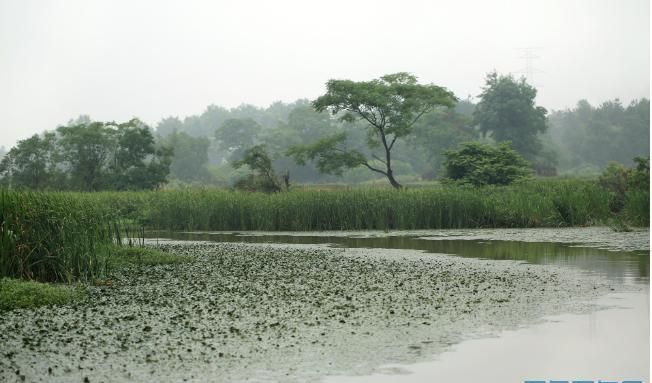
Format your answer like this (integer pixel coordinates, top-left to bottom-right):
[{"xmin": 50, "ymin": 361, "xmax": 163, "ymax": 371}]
[
  {"xmin": 325, "ymin": 292, "xmax": 650, "ymax": 383},
  {"xmin": 147, "ymin": 231, "xmax": 649, "ymax": 284}
]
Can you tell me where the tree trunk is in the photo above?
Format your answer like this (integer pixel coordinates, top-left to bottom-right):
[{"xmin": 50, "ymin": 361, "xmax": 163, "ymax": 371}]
[
  {"xmin": 386, "ymin": 168, "xmax": 402, "ymax": 189},
  {"xmin": 379, "ymin": 131, "xmax": 402, "ymax": 189}
]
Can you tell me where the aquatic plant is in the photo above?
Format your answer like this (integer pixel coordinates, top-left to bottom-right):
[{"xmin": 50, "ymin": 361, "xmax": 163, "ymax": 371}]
[
  {"xmin": 0, "ymin": 189, "xmax": 121, "ymax": 282},
  {"xmin": 87, "ymin": 179, "xmax": 614, "ymax": 231}
]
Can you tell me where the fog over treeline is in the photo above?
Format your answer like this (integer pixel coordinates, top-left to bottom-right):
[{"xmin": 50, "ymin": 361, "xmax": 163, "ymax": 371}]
[
  {"xmin": 0, "ymin": 81, "xmax": 648, "ymax": 189},
  {"xmin": 148, "ymin": 95, "xmax": 648, "ymax": 186}
]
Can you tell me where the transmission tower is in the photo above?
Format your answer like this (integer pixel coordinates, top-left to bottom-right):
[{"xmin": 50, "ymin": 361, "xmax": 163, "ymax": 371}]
[{"xmin": 514, "ymin": 47, "xmax": 543, "ymax": 87}]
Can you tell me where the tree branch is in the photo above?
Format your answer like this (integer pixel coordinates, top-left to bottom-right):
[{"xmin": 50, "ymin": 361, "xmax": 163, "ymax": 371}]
[
  {"xmin": 388, "ymin": 135, "xmax": 398, "ymax": 151},
  {"xmin": 406, "ymin": 106, "xmax": 433, "ymax": 129},
  {"xmin": 362, "ymin": 161, "xmax": 388, "ymax": 176},
  {"xmin": 371, "ymin": 153, "xmax": 387, "ymax": 165}
]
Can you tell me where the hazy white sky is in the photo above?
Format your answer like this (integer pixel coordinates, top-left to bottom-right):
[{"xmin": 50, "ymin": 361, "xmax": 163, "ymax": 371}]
[{"xmin": 0, "ymin": 0, "xmax": 649, "ymax": 149}]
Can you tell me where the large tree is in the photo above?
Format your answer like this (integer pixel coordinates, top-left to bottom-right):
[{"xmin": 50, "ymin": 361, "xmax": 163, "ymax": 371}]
[
  {"xmin": 288, "ymin": 72, "xmax": 456, "ymax": 188},
  {"xmin": 161, "ymin": 131, "xmax": 212, "ymax": 183},
  {"xmin": 0, "ymin": 133, "xmax": 62, "ymax": 189},
  {"xmin": 473, "ymin": 72, "xmax": 547, "ymax": 161},
  {"xmin": 0, "ymin": 119, "xmax": 171, "ymax": 190},
  {"xmin": 215, "ymin": 118, "xmax": 262, "ymax": 162}
]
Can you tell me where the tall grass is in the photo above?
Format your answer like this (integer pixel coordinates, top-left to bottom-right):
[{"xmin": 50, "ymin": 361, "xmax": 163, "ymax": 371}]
[
  {"xmin": 623, "ymin": 189, "xmax": 650, "ymax": 227},
  {"xmin": 0, "ymin": 180, "xmax": 632, "ymax": 282},
  {"xmin": 0, "ymin": 189, "xmax": 121, "ymax": 282},
  {"xmin": 87, "ymin": 179, "xmax": 614, "ymax": 231},
  {"xmin": 0, "ymin": 180, "xmax": 632, "ymax": 281}
]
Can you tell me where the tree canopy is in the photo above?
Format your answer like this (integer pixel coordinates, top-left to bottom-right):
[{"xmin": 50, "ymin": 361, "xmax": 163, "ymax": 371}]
[
  {"xmin": 473, "ymin": 72, "xmax": 547, "ymax": 162},
  {"xmin": 288, "ymin": 72, "xmax": 457, "ymax": 188},
  {"xmin": 215, "ymin": 118, "xmax": 262, "ymax": 162},
  {"xmin": 548, "ymin": 98, "xmax": 649, "ymax": 171},
  {"xmin": 443, "ymin": 141, "xmax": 531, "ymax": 186},
  {"xmin": 0, "ymin": 119, "xmax": 172, "ymax": 190}
]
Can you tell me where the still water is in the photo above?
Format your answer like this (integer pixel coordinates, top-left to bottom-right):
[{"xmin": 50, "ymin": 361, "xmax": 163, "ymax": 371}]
[
  {"xmin": 149, "ymin": 231, "xmax": 649, "ymax": 284},
  {"xmin": 149, "ymin": 230, "xmax": 650, "ymax": 382}
]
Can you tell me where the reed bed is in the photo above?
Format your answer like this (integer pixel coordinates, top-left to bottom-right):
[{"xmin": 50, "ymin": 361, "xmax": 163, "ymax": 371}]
[
  {"xmin": 0, "ymin": 180, "xmax": 630, "ymax": 282},
  {"xmin": 0, "ymin": 190, "xmax": 120, "ymax": 282},
  {"xmin": 87, "ymin": 179, "xmax": 614, "ymax": 231}
]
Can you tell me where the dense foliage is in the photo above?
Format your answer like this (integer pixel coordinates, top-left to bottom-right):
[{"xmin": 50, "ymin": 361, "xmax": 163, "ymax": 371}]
[
  {"xmin": 0, "ymin": 190, "xmax": 120, "ymax": 282},
  {"xmin": 548, "ymin": 99, "xmax": 650, "ymax": 171},
  {"xmin": 0, "ymin": 73, "xmax": 648, "ymax": 189},
  {"xmin": 0, "ymin": 119, "xmax": 172, "ymax": 190},
  {"xmin": 232, "ymin": 145, "xmax": 287, "ymax": 193},
  {"xmin": 83, "ymin": 179, "xmax": 613, "ymax": 231},
  {"xmin": 473, "ymin": 72, "xmax": 548, "ymax": 165},
  {"xmin": 443, "ymin": 142, "xmax": 531, "ymax": 186},
  {"xmin": 598, "ymin": 157, "xmax": 649, "ymax": 225},
  {"xmin": 288, "ymin": 72, "xmax": 457, "ymax": 188}
]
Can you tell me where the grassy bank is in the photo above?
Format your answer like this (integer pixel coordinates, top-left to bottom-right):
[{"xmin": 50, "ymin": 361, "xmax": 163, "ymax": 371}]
[{"xmin": 90, "ymin": 179, "xmax": 616, "ymax": 231}]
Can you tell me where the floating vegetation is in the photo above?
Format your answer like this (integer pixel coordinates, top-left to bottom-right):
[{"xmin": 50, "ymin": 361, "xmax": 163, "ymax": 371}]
[
  {"xmin": 0, "ymin": 242, "xmax": 627, "ymax": 382},
  {"xmin": 0, "ymin": 278, "xmax": 85, "ymax": 311}
]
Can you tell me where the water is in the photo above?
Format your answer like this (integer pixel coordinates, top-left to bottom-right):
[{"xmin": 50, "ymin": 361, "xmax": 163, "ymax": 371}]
[
  {"xmin": 326, "ymin": 292, "xmax": 650, "ymax": 383},
  {"xmin": 148, "ymin": 231, "xmax": 650, "ymax": 283},
  {"xmin": 148, "ymin": 229, "xmax": 650, "ymax": 382}
]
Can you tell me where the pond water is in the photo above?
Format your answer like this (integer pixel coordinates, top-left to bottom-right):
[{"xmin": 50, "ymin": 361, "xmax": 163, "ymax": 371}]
[
  {"xmin": 149, "ymin": 230, "xmax": 649, "ymax": 284},
  {"xmin": 326, "ymin": 292, "xmax": 649, "ymax": 383},
  {"xmin": 2, "ymin": 228, "xmax": 647, "ymax": 383},
  {"xmin": 148, "ymin": 229, "xmax": 650, "ymax": 382}
]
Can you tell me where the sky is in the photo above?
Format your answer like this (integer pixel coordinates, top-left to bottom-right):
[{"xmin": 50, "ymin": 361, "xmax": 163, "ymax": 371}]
[{"xmin": 0, "ymin": 0, "xmax": 649, "ymax": 149}]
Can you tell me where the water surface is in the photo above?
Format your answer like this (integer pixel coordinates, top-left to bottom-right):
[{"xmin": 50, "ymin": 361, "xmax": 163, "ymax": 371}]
[{"xmin": 149, "ymin": 230, "xmax": 649, "ymax": 284}]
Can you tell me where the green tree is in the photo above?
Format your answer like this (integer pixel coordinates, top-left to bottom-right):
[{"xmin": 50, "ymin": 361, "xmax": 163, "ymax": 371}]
[
  {"xmin": 548, "ymin": 98, "xmax": 650, "ymax": 172},
  {"xmin": 232, "ymin": 145, "xmax": 285, "ymax": 193},
  {"xmin": 0, "ymin": 133, "xmax": 62, "ymax": 189},
  {"xmin": 111, "ymin": 120, "xmax": 172, "ymax": 190},
  {"xmin": 162, "ymin": 131, "xmax": 212, "ymax": 183},
  {"xmin": 288, "ymin": 72, "xmax": 456, "ymax": 188},
  {"xmin": 1, "ymin": 119, "xmax": 171, "ymax": 190},
  {"xmin": 473, "ymin": 72, "xmax": 547, "ymax": 161},
  {"xmin": 57, "ymin": 122, "xmax": 115, "ymax": 190},
  {"xmin": 262, "ymin": 105, "xmax": 336, "ymax": 183},
  {"xmin": 443, "ymin": 141, "xmax": 531, "ymax": 186},
  {"xmin": 406, "ymin": 106, "xmax": 477, "ymax": 179},
  {"xmin": 156, "ymin": 116, "xmax": 184, "ymax": 137},
  {"xmin": 215, "ymin": 118, "xmax": 262, "ymax": 162}
]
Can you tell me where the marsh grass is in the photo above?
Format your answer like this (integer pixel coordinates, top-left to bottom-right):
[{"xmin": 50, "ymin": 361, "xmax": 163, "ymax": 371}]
[
  {"xmin": 0, "ymin": 189, "xmax": 129, "ymax": 282},
  {"xmin": 0, "ymin": 277, "xmax": 85, "ymax": 311},
  {"xmin": 108, "ymin": 246, "xmax": 193, "ymax": 267},
  {"xmin": 623, "ymin": 190, "xmax": 650, "ymax": 227},
  {"xmin": 105, "ymin": 179, "xmax": 612, "ymax": 231},
  {"xmin": 0, "ymin": 179, "xmax": 639, "ymax": 284}
]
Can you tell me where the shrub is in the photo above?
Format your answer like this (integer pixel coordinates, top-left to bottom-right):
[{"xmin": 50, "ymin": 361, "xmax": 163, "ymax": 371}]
[
  {"xmin": 599, "ymin": 156, "xmax": 649, "ymax": 217},
  {"xmin": 232, "ymin": 145, "xmax": 287, "ymax": 193},
  {"xmin": 443, "ymin": 141, "xmax": 531, "ymax": 186}
]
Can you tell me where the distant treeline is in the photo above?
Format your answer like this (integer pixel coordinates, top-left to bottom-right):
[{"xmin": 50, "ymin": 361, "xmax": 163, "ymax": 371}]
[
  {"xmin": 0, "ymin": 119, "xmax": 171, "ymax": 191},
  {"xmin": 0, "ymin": 74, "xmax": 648, "ymax": 189},
  {"xmin": 548, "ymin": 98, "xmax": 649, "ymax": 172},
  {"xmin": 153, "ymin": 97, "xmax": 648, "ymax": 186}
]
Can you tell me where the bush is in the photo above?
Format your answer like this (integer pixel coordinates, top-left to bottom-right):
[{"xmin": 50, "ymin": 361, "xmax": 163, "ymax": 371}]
[
  {"xmin": 443, "ymin": 141, "xmax": 531, "ymax": 186},
  {"xmin": 232, "ymin": 145, "xmax": 287, "ymax": 193},
  {"xmin": 599, "ymin": 156, "xmax": 649, "ymax": 216}
]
